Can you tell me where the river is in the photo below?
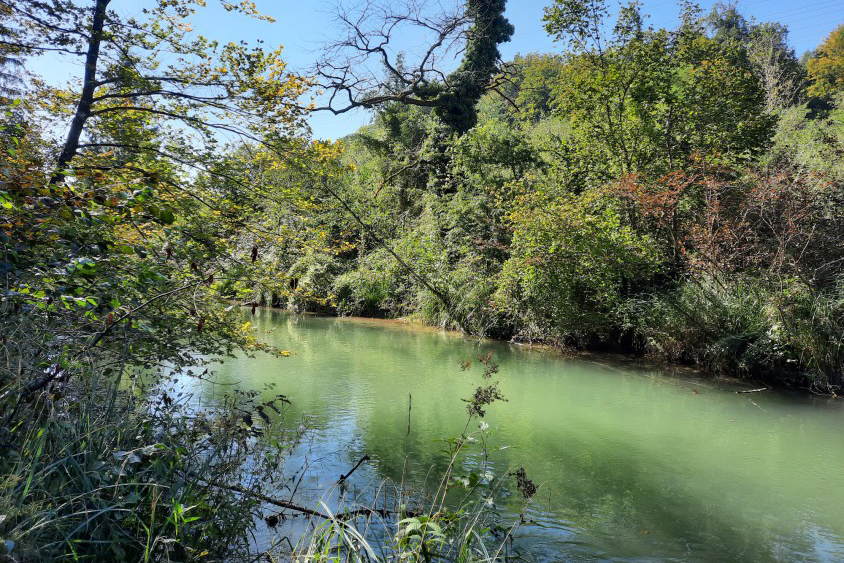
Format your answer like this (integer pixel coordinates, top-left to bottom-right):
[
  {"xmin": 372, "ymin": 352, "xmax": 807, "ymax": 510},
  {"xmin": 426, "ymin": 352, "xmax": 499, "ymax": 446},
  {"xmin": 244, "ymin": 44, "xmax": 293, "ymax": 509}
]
[{"xmin": 180, "ymin": 309, "xmax": 844, "ymax": 562}]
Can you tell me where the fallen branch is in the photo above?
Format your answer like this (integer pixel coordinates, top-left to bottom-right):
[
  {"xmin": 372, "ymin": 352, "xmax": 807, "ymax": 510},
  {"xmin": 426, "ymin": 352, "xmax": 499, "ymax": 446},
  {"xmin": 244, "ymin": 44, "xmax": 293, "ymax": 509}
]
[
  {"xmin": 736, "ymin": 388, "xmax": 768, "ymax": 394},
  {"xmin": 338, "ymin": 454, "xmax": 370, "ymax": 484},
  {"xmin": 202, "ymin": 479, "xmax": 329, "ymax": 519},
  {"xmin": 202, "ymin": 476, "xmax": 394, "ymax": 521}
]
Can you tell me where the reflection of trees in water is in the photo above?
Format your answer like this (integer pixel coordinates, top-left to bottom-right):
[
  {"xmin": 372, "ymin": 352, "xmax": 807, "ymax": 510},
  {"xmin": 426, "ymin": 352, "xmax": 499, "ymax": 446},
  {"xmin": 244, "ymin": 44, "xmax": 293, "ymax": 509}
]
[
  {"xmin": 360, "ymin": 411, "xmax": 830, "ymax": 562},
  {"xmin": 520, "ymin": 443, "xmax": 832, "ymax": 563},
  {"xmin": 196, "ymin": 310, "xmax": 844, "ymax": 562}
]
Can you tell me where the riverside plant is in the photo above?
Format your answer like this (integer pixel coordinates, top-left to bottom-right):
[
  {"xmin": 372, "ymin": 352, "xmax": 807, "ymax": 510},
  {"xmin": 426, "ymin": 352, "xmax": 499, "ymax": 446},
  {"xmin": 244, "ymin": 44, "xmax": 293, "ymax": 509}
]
[
  {"xmin": 0, "ymin": 359, "xmax": 299, "ymax": 562},
  {"xmin": 286, "ymin": 353, "xmax": 537, "ymax": 563}
]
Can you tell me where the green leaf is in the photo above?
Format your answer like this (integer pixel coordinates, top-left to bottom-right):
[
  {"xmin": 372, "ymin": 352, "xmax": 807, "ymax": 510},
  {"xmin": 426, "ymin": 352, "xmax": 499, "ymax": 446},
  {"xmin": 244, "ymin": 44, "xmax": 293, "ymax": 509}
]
[
  {"xmin": 0, "ymin": 192, "xmax": 13, "ymax": 209},
  {"xmin": 158, "ymin": 208, "xmax": 175, "ymax": 224}
]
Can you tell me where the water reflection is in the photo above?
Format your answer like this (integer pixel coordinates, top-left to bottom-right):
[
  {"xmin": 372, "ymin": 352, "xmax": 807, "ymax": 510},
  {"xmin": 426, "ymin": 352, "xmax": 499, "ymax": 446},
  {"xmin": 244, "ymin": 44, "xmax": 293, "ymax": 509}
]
[{"xmin": 181, "ymin": 309, "xmax": 844, "ymax": 562}]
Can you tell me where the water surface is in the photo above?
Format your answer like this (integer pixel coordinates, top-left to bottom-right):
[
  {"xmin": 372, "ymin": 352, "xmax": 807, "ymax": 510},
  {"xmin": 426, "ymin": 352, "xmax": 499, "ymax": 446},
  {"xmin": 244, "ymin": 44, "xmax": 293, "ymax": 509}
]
[{"xmin": 187, "ymin": 310, "xmax": 844, "ymax": 562}]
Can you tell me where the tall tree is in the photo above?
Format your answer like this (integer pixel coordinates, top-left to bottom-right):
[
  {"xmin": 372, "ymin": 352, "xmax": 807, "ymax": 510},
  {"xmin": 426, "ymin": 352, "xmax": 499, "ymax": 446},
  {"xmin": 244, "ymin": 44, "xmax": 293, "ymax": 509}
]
[
  {"xmin": 543, "ymin": 0, "xmax": 774, "ymax": 175},
  {"xmin": 746, "ymin": 22, "xmax": 805, "ymax": 111},
  {"xmin": 314, "ymin": 0, "xmax": 513, "ymax": 134},
  {"xmin": 807, "ymin": 24, "xmax": 844, "ymax": 99},
  {"xmin": 0, "ymin": 0, "xmax": 316, "ymax": 406},
  {"xmin": 4, "ymin": 0, "xmax": 308, "ymax": 183},
  {"xmin": 707, "ymin": 3, "xmax": 805, "ymax": 111},
  {"xmin": 0, "ymin": 2, "xmax": 322, "ymax": 559}
]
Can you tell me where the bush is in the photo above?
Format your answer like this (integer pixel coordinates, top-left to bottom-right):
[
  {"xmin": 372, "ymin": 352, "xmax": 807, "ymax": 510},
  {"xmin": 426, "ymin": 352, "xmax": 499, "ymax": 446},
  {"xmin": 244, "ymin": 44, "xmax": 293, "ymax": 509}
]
[
  {"xmin": 333, "ymin": 251, "xmax": 403, "ymax": 317},
  {"xmin": 630, "ymin": 275, "xmax": 844, "ymax": 390},
  {"xmin": 0, "ymin": 368, "xmax": 294, "ymax": 562},
  {"xmin": 496, "ymin": 188, "xmax": 662, "ymax": 344},
  {"xmin": 766, "ymin": 94, "xmax": 844, "ymax": 183}
]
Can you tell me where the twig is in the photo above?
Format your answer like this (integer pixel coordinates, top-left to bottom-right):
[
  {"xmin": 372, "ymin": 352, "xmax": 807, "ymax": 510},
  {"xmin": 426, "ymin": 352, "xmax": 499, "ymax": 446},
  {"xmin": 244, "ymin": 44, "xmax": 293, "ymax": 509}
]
[
  {"xmin": 202, "ymin": 477, "xmax": 392, "ymax": 521},
  {"xmin": 203, "ymin": 479, "xmax": 329, "ymax": 519}
]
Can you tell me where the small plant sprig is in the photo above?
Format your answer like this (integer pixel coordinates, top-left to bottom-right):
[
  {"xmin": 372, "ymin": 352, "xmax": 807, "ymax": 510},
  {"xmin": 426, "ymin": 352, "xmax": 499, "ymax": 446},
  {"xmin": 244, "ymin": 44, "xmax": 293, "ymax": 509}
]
[
  {"xmin": 461, "ymin": 351, "xmax": 507, "ymax": 418},
  {"xmin": 391, "ymin": 351, "xmax": 521, "ymax": 562},
  {"xmin": 291, "ymin": 351, "xmax": 531, "ymax": 562}
]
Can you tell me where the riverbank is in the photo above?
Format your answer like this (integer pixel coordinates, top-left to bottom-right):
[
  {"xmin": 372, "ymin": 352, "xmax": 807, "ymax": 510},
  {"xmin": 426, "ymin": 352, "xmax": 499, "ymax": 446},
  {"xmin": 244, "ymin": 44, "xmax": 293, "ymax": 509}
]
[{"xmin": 250, "ymin": 304, "xmax": 833, "ymax": 397}]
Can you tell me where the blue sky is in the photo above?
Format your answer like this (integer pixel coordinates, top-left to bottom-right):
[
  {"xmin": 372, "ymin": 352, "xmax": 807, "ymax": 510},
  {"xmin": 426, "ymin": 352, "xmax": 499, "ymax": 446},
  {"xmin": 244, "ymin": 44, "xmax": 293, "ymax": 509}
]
[{"xmin": 24, "ymin": 0, "xmax": 844, "ymax": 140}]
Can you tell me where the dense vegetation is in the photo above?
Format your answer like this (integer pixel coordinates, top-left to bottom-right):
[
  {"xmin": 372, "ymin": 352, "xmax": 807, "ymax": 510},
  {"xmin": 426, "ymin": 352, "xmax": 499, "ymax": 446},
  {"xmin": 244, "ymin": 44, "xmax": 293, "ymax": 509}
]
[
  {"xmin": 0, "ymin": 0, "xmax": 339, "ymax": 560},
  {"xmin": 1, "ymin": 0, "xmax": 843, "ymax": 560},
  {"xmin": 234, "ymin": 4, "xmax": 844, "ymax": 392}
]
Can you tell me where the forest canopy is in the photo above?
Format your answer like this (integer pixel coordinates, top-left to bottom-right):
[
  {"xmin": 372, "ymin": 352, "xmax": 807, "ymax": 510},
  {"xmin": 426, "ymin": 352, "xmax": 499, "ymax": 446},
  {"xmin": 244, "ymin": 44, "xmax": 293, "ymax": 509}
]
[{"xmin": 260, "ymin": 0, "xmax": 844, "ymax": 392}]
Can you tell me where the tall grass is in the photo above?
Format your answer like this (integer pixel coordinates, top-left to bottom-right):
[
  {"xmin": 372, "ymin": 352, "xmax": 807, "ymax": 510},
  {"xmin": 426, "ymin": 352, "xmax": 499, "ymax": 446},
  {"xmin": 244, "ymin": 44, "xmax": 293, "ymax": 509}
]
[
  {"xmin": 0, "ymin": 363, "xmax": 295, "ymax": 562},
  {"xmin": 629, "ymin": 274, "xmax": 844, "ymax": 391},
  {"xmin": 288, "ymin": 442, "xmax": 525, "ymax": 563}
]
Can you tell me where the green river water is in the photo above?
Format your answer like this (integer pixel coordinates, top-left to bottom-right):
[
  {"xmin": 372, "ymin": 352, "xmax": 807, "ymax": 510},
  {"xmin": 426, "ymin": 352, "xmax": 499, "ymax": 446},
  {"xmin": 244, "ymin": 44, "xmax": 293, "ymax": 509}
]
[{"xmin": 183, "ymin": 309, "xmax": 844, "ymax": 562}]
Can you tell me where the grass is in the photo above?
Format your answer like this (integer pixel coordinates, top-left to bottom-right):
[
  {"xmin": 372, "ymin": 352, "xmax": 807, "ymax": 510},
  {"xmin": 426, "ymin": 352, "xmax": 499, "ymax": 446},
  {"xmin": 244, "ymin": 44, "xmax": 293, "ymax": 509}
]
[{"xmin": 0, "ymin": 363, "xmax": 297, "ymax": 562}]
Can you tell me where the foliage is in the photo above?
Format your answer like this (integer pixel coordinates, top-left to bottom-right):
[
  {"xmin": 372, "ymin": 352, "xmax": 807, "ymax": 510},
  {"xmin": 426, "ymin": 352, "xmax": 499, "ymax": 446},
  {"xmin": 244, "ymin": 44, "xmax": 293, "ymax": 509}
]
[
  {"xmin": 617, "ymin": 164, "xmax": 844, "ymax": 387},
  {"xmin": 745, "ymin": 22, "xmax": 805, "ymax": 111},
  {"xmin": 0, "ymin": 0, "xmax": 318, "ymax": 559},
  {"xmin": 704, "ymin": 2, "xmax": 805, "ymax": 111},
  {"xmin": 543, "ymin": 0, "xmax": 775, "ymax": 176},
  {"xmin": 497, "ymin": 185, "xmax": 662, "ymax": 344},
  {"xmin": 432, "ymin": 0, "xmax": 515, "ymax": 133},
  {"xmin": 499, "ymin": 54, "xmax": 565, "ymax": 123},
  {"xmin": 0, "ymin": 371, "xmax": 294, "ymax": 562},
  {"xmin": 5, "ymin": 0, "xmax": 844, "ymax": 556},
  {"xmin": 630, "ymin": 274, "xmax": 844, "ymax": 389},
  {"xmin": 807, "ymin": 25, "xmax": 844, "ymax": 99},
  {"xmin": 236, "ymin": 1, "xmax": 844, "ymax": 392},
  {"xmin": 0, "ymin": 8, "xmax": 24, "ymax": 100},
  {"xmin": 766, "ymin": 92, "xmax": 844, "ymax": 182}
]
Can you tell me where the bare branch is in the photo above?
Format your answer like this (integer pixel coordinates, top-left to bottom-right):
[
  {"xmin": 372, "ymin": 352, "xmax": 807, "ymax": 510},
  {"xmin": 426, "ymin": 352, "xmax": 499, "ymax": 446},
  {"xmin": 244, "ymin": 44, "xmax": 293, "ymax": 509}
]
[
  {"xmin": 312, "ymin": 0, "xmax": 470, "ymax": 113},
  {"xmin": 312, "ymin": 0, "xmax": 514, "ymax": 133}
]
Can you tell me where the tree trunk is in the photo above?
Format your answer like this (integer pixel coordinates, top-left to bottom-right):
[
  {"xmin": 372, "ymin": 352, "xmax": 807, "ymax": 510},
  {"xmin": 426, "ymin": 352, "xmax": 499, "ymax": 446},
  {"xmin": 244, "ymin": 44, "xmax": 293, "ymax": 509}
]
[{"xmin": 51, "ymin": 0, "xmax": 111, "ymax": 184}]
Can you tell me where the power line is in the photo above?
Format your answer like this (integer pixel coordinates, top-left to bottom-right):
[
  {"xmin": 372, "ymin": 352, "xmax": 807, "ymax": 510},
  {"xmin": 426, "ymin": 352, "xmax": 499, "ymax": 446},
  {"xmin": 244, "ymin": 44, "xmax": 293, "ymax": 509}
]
[
  {"xmin": 777, "ymin": 7, "xmax": 844, "ymax": 26},
  {"xmin": 756, "ymin": 0, "xmax": 843, "ymax": 19},
  {"xmin": 786, "ymin": 15, "xmax": 844, "ymax": 33},
  {"xmin": 788, "ymin": 24, "xmax": 842, "ymax": 42}
]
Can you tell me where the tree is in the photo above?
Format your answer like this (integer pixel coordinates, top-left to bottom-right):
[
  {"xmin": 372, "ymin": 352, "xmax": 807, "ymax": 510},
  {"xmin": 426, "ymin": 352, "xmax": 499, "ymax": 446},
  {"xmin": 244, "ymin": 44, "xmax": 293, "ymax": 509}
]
[
  {"xmin": 542, "ymin": 0, "xmax": 774, "ymax": 175},
  {"xmin": 498, "ymin": 53, "xmax": 566, "ymax": 123},
  {"xmin": 746, "ymin": 22, "xmax": 805, "ymax": 111},
  {"xmin": 807, "ymin": 24, "xmax": 844, "ymax": 99},
  {"xmin": 544, "ymin": 1, "xmax": 675, "ymax": 175},
  {"xmin": 707, "ymin": 3, "xmax": 804, "ymax": 111},
  {"xmin": 496, "ymin": 185, "xmax": 662, "ymax": 343},
  {"xmin": 314, "ymin": 0, "xmax": 513, "ymax": 134},
  {"xmin": 6, "ymin": 0, "xmax": 307, "ymax": 179},
  {"xmin": 0, "ymin": 2, "xmax": 320, "ymax": 558},
  {"xmin": 706, "ymin": 1, "xmax": 749, "ymax": 44},
  {"xmin": 0, "ymin": 0, "xmax": 317, "ymax": 380},
  {"xmin": 672, "ymin": 6, "xmax": 775, "ymax": 160}
]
